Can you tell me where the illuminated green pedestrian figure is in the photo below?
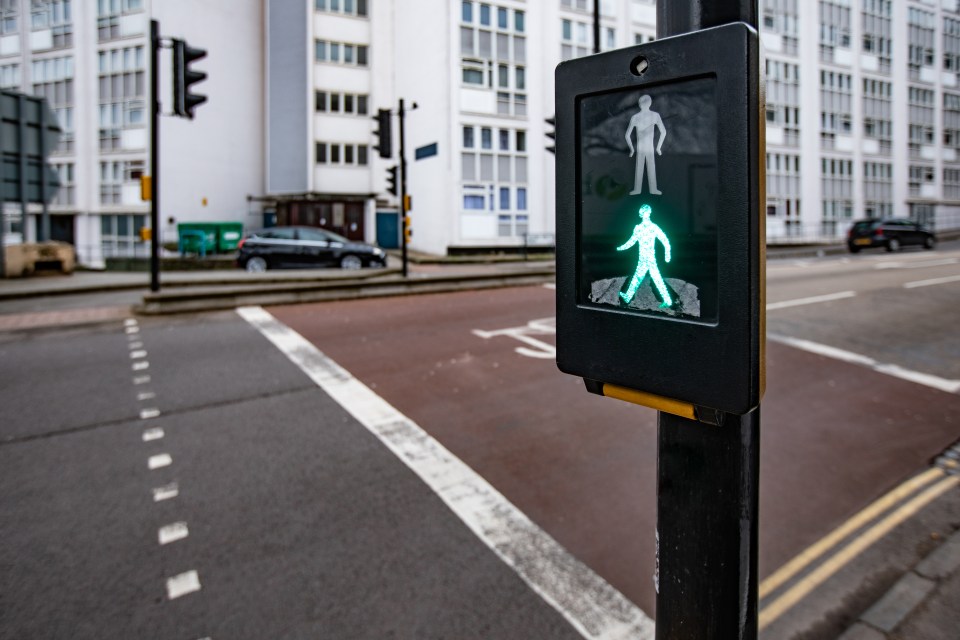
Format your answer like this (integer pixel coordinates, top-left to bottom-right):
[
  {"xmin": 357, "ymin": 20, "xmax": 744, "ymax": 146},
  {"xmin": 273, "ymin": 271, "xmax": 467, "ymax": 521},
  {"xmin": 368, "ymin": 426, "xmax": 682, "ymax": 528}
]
[{"xmin": 617, "ymin": 204, "xmax": 673, "ymax": 307}]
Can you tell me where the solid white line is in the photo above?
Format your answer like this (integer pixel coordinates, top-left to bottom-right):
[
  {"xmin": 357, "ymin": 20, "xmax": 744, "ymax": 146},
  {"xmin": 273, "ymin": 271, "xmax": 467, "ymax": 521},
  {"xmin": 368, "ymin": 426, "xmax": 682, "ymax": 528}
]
[
  {"xmin": 142, "ymin": 427, "xmax": 164, "ymax": 442},
  {"xmin": 132, "ymin": 361, "xmax": 149, "ymax": 371},
  {"xmin": 137, "ymin": 391, "xmax": 156, "ymax": 401},
  {"xmin": 148, "ymin": 454, "xmax": 172, "ymax": 470},
  {"xmin": 904, "ymin": 274, "xmax": 960, "ymax": 289},
  {"xmin": 770, "ymin": 334, "xmax": 960, "ymax": 394},
  {"xmin": 153, "ymin": 482, "xmax": 179, "ymax": 502},
  {"xmin": 140, "ymin": 408, "xmax": 161, "ymax": 420},
  {"xmin": 133, "ymin": 375, "xmax": 151, "ymax": 385},
  {"xmin": 766, "ymin": 291, "xmax": 856, "ymax": 310},
  {"xmin": 130, "ymin": 350, "xmax": 148, "ymax": 359},
  {"xmin": 166, "ymin": 570, "xmax": 201, "ymax": 600},
  {"xmin": 237, "ymin": 305, "xmax": 655, "ymax": 640},
  {"xmin": 158, "ymin": 522, "xmax": 189, "ymax": 545}
]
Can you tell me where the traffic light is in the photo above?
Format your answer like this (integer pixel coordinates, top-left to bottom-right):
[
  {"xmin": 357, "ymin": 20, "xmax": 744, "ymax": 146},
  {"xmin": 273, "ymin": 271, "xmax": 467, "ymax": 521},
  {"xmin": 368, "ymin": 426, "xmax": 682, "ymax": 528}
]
[
  {"xmin": 545, "ymin": 116, "xmax": 556, "ymax": 154},
  {"xmin": 386, "ymin": 165, "xmax": 398, "ymax": 196},
  {"xmin": 173, "ymin": 39, "xmax": 208, "ymax": 119},
  {"xmin": 373, "ymin": 108, "xmax": 392, "ymax": 158},
  {"xmin": 403, "ymin": 215, "xmax": 412, "ymax": 244},
  {"xmin": 554, "ymin": 23, "xmax": 763, "ymax": 417}
]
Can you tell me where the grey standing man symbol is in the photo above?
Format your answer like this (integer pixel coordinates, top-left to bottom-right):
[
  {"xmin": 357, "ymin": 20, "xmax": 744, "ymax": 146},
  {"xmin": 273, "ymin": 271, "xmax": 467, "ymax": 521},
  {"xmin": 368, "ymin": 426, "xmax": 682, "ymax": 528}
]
[{"xmin": 625, "ymin": 95, "xmax": 666, "ymax": 196}]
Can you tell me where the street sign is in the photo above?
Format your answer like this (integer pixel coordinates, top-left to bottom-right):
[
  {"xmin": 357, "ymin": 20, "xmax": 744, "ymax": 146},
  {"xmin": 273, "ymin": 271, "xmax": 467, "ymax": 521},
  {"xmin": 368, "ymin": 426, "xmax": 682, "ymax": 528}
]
[
  {"xmin": 555, "ymin": 23, "xmax": 764, "ymax": 416},
  {"xmin": 0, "ymin": 90, "xmax": 61, "ymax": 203}
]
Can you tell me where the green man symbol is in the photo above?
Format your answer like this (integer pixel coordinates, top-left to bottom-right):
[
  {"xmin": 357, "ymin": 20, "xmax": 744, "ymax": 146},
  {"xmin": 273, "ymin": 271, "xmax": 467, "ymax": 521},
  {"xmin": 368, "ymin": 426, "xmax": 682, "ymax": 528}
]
[{"xmin": 617, "ymin": 204, "xmax": 673, "ymax": 308}]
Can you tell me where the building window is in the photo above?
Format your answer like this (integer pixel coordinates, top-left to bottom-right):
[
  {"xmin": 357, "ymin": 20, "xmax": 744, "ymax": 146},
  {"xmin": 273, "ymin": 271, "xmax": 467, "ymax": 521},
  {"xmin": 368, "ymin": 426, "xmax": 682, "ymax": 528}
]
[
  {"xmin": 0, "ymin": 63, "xmax": 20, "ymax": 90},
  {"xmin": 101, "ymin": 213, "xmax": 148, "ymax": 258},
  {"xmin": 461, "ymin": 2, "xmax": 526, "ymax": 108},
  {"xmin": 31, "ymin": 0, "xmax": 73, "ymax": 50},
  {"xmin": 32, "ymin": 56, "xmax": 76, "ymax": 153},
  {"xmin": 315, "ymin": 90, "xmax": 369, "ymax": 115},
  {"xmin": 316, "ymin": 142, "xmax": 369, "ymax": 166},
  {"xmin": 863, "ymin": 161, "xmax": 892, "ymax": 218},
  {"xmin": 51, "ymin": 162, "xmax": 75, "ymax": 206},
  {"xmin": 819, "ymin": 1, "xmax": 851, "ymax": 63},
  {"xmin": 315, "ymin": 39, "xmax": 369, "ymax": 67},
  {"xmin": 97, "ymin": 0, "xmax": 143, "ymax": 42},
  {"xmin": 97, "ymin": 46, "xmax": 145, "ymax": 152},
  {"xmin": 908, "ymin": 7, "xmax": 936, "ymax": 81},
  {"xmin": 820, "ymin": 70, "xmax": 852, "ymax": 150},
  {"xmin": 99, "ymin": 159, "xmax": 143, "ymax": 205},
  {"xmin": 461, "ymin": 125, "xmax": 528, "ymax": 236},
  {"xmin": 315, "ymin": 0, "xmax": 367, "ymax": 17},
  {"xmin": 0, "ymin": 0, "xmax": 18, "ymax": 35}
]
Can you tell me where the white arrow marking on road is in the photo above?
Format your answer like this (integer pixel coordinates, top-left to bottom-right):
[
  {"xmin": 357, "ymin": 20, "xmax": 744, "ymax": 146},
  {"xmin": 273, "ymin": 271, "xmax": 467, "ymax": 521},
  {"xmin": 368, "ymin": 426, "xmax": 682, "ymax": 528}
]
[
  {"xmin": 473, "ymin": 317, "xmax": 557, "ymax": 359},
  {"xmin": 238, "ymin": 306, "xmax": 654, "ymax": 640}
]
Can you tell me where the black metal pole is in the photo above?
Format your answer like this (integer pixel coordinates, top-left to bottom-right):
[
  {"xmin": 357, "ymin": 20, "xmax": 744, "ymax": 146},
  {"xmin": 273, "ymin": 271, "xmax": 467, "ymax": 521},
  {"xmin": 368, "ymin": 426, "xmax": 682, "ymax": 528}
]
[
  {"xmin": 592, "ymin": 0, "xmax": 601, "ymax": 54},
  {"xmin": 654, "ymin": 2, "xmax": 759, "ymax": 639},
  {"xmin": 398, "ymin": 98, "xmax": 408, "ymax": 278},
  {"xmin": 39, "ymin": 104, "xmax": 49, "ymax": 242},
  {"xmin": 149, "ymin": 20, "xmax": 160, "ymax": 292}
]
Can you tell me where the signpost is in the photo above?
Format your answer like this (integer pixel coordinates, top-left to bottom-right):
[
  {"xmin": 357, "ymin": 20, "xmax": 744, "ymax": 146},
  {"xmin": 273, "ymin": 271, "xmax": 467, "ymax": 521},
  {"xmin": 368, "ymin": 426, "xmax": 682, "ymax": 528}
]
[
  {"xmin": 0, "ymin": 90, "xmax": 62, "ymax": 277},
  {"xmin": 555, "ymin": 1, "xmax": 763, "ymax": 637}
]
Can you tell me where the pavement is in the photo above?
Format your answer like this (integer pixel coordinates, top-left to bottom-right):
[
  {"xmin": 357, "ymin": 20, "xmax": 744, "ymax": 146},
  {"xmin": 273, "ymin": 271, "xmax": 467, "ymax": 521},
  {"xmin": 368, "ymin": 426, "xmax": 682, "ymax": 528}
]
[{"xmin": 2, "ymin": 247, "xmax": 959, "ymax": 639}]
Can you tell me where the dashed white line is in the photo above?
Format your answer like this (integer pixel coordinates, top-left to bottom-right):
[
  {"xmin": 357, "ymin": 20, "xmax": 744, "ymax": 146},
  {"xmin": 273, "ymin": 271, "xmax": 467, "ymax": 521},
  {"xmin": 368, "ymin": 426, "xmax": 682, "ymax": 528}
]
[
  {"xmin": 875, "ymin": 258, "xmax": 959, "ymax": 270},
  {"xmin": 766, "ymin": 291, "xmax": 856, "ymax": 310},
  {"xmin": 166, "ymin": 570, "xmax": 201, "ymax": 600},
  {"xmin": 158, "ymin": 522, "xmax": 189, "ymax": 545},
  {"xmin": 130, "ymin": 350, "xmax": 148, "ymax": 359},
  {"xmin": 133, "ymin": 375, "xmax": 151, "ymax": 385},
  {"xmin": 148, "ymin": 453, "xmax": 172, "ymax": 470},
  {"xmin": 140, "ymin": 408, "xmax": 161, "ymax": 420},
  {"xmin": 542, "ymin": 283, "xmax": 556, "ymax": 290},
  {"xmin": 125, "ymin": 326, "xmax": 140, "ymax": 335},
  {"xmin": 769, "ymin": 334, "xmax": 960, "ymax": 394},
  {"xmin": 137, "ymin": 391, "xmax": 156, "ymax": 401},
  {"xmin": 124, "ymin": 319, "xmax": 138, "ymax": 327},
  {"xmin": 903, "ymin": 274, "xmax": 960, "ymax": 289},
  {"xmin": 153, "ymin": 482, "xmax": 179, "ymax": 502},
  {"xmin": 142, "ymin": 427, "xmax": 164, "ymax": 442},
  {"xmin": 128, "ymin": 341, "xmax": 144, "ymax": 350},
  {"xmin": 132, "ymin": 361, "xmax": 150, "ymax": 372},
  {"xmin": 237, "ymin": 305, "xmax": 655, "ymax": 640}
]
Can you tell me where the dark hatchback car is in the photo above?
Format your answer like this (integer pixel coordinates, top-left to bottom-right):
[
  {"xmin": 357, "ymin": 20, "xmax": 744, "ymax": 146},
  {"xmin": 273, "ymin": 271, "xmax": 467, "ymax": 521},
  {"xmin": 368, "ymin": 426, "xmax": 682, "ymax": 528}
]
[
  {"xmin": 237, "ymin": 226, "xmax": 387, "ymax": 272},
  {"xmin": 847, "ymin": 218, "xmax": 937, "ymax": 253}
]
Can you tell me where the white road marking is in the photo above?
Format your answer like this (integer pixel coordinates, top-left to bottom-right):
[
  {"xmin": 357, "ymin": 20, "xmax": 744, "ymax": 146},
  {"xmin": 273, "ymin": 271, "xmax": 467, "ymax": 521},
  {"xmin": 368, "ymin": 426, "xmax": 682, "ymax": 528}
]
[
  {"xmin": 473, "ymin": 317, "xmax": 557, "ymax": 359},
  {"xmin": 130, "ymin": 350, "xmax": 148, "ymax": 359},
  {"xmin": 125, "ymin": 326, "xmax": 140, "ymax": 335},
  {"xmin": 769, "ymin": 334, "xmax": 960, "ymax": 394},
  {"xmin": 148, "ymin": 453, "xmax": 172, "ymax": 470},
  {"xmin": 140, "ymin": 408, "xmax": 160, "ymax": 420},
  {"xmin": 904, "ymin": 274, "xmax": 960, "ymax": 289},
  {"xmin": 543, "ymin": 283, "xmax": 556, "ymax": 290},
  {"xmin": 142, "ymin": 427, "xmax": 164, "ymax": 442},
  {"xmin": 128, "ymin": 341, "xmax": 144, "ymax": 350},
  {"xmin": 874, "ymin": 258, "xmax": 959, "ymax": 270},
  {"xmin": 153, "ymin": 482, "xmax": 179, "ymax": 502},
  {"xmin": 766, "ymin": 291, "xmax": 856, "ymax": 310},
  {"xmin": 124, "ymin": 319, "xmax": 138, "ymax": 327},
  {"xmin": 132, "ymin": 361, "xmax": 149, "ymax": 372},
  {"xmin": 137, "ymin": 391, "xmax": 156, "ymax": 401},
  {"xmin": 133, "ymin": 375, "xmax": 151, "ymax": 385},
  {"xmin": 238, "ymin": 305, "xmax": 655, "ymax": 640},
  {"xmin": 166, "ymin": 570, "xmax": 201, "ymax": 600},
  {"xmin": 158, "ymin": 522, "xmax": 189, "ymax": 545}
]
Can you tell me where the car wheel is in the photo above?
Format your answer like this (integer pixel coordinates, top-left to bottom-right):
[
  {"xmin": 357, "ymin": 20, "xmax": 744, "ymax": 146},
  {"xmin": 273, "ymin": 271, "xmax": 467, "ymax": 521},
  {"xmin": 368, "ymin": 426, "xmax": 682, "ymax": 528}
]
[
  {"xmin": 848, "ymin": 245, "xmax": 860, "ymax": 254},
  {"xmin": 245, "ymin": 256, "xmax": 268, "ymax": 273},
  {"xmin": 923, "ymin": 236, "xmax": 936, "ymax": 250},
  {"xmin": 886, "ymin": 238, "xmax": 900, "ymax": 252},
  {"xmin": 340, "ymin": 254, "xmax": 363, "ymax": 270}
]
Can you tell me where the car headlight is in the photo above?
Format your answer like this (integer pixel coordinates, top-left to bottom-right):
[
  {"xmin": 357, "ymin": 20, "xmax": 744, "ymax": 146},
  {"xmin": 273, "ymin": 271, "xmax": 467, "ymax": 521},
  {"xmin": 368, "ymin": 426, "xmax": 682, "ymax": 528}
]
[{"xmin": 374, "ymin": 248, "xmax": 385, "ymax": 256}]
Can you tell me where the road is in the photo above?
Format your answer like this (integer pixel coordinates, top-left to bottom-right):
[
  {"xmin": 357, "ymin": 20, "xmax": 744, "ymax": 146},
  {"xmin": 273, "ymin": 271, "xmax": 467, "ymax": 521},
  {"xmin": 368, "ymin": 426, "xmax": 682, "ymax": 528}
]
[{"xmin": 1, "ymin": 244, "xmax": 958, "ymax": 639}]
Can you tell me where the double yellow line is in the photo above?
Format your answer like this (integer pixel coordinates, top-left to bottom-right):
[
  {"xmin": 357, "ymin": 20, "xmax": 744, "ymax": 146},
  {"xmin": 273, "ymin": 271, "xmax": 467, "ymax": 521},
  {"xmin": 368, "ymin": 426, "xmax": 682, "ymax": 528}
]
[{"xmin": 758, "ymin": 467, "xmax": 960, "ymax": 630}]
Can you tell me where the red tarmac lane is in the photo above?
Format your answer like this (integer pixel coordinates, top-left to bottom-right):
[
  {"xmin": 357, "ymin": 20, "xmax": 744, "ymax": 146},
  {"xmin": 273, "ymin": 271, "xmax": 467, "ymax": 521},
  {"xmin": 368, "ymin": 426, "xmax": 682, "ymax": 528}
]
[{"xmin": 269, "ymin": 284, "xmax": 960, "ymax": 617}]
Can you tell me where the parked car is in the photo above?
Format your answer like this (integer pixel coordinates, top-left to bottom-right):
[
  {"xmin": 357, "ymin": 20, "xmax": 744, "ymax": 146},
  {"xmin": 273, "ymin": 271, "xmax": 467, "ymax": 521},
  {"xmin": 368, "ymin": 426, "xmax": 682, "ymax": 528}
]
[
  {"xmin": 236, "ymin": 226, "xmax": 387, "ymax": 272},
  {"xmin": 846, "ymin": 218, "xmax": 937, "ymax": 253}
]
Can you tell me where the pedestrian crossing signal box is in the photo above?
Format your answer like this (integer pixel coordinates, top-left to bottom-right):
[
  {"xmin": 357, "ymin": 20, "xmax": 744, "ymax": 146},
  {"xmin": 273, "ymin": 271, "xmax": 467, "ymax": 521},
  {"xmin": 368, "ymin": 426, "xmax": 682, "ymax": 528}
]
[{"xmin": 554, "ymin": 23, "xmax": 765, "ymax": 418}]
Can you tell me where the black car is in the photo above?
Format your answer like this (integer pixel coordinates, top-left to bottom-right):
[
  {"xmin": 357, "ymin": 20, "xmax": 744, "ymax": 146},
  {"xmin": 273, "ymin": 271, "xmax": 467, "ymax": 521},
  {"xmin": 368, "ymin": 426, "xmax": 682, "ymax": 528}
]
[
  {"xmin": 847, "ymin": 218, "xmax": 937, "ymax": 253},
  {"xmin": 237, "ymin": 226, "xmax": 387, "ymax": 272}
]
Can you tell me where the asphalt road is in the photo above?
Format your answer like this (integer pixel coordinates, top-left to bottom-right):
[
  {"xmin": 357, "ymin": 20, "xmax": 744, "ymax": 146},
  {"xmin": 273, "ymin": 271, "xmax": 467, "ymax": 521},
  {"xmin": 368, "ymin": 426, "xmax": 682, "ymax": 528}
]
[{"xmin": 1, "ymin": 244, "xmax": 958, "ymax": 639}]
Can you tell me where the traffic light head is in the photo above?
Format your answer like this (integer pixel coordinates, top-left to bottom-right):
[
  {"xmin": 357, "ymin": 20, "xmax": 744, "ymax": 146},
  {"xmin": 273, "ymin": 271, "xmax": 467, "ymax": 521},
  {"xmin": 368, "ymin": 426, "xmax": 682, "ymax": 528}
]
[
  {"xmin": 545, "ymin": 116, "xmax": 556, "ymax": 154},
  {"xmin": 373, "ymin": 109, "xmax": 392, "ymax": 158},
  {"xmin": 173, "ymin": 39, "xmax": 208, "ymax": 119},
  {"xmin": 386, "ymin": 165, "xmax": 398, "ymax": 196},
  {"xmin": 554, "ymin": 23, "xmax": 764, "ymax": 416}
]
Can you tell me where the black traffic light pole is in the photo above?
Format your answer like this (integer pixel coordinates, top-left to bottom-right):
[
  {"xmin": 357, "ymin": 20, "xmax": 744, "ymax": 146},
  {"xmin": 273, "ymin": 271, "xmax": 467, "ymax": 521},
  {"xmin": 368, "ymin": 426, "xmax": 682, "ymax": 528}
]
[
  {"xmin": 149, "ymin": 19, "xmax": 160, "ymax": 292},
  {"xmin": 398, "ymin": 98, "xmax": 408, "ymax": 278},
  {"xmin": 654, "ymin": 2, "xmax": 760, "ymax": 640}
]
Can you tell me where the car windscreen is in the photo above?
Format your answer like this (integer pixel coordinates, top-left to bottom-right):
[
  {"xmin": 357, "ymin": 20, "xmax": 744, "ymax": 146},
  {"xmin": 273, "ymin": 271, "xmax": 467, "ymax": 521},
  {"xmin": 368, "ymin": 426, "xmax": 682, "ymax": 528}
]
[{"xmin": 852, "ymin": 221, "xmax": 879, "ymax": 234}]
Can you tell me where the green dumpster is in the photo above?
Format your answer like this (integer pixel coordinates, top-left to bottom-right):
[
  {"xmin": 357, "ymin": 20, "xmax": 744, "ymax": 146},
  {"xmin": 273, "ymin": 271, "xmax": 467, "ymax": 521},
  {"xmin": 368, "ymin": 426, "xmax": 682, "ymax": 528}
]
[
  {"xmin": 216, "ymin": 222, "xmax": 244, "ymax": 252},
  {"xmin": 177, "ymin": 223, "xmax": 218, "ymax": 256}
]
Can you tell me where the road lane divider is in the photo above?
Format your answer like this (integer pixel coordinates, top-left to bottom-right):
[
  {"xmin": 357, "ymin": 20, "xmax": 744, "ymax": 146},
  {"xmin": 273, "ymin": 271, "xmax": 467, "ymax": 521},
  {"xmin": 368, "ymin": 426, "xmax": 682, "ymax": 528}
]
[
  {"xmin": 158, "ymin": 522, "xmax": 189, "ymax": 545},
  {"xmin": 153, "ymin": 482, "xmax": 179, "ymax": 502},
  {"xmin": 758, "ymin": 471, "xmax": 960, "ymax": 630},
  {"xmin": 766, "ymin": 291, "xmax": 856, "ymax": 310},
  {"xmin": 903, "ymin": 274, "xmax": 960, "ymax": 289},
  {"xmin": 238, "ymin": 305, "xmax": 655, "ymax": 640},
  {"xmin": 166, "ymin": 570, "xmax": 201, "ymax": 600},
  {"xmin": 769, "ymin": 334, "xmax": 960, "ymax": 394},
  {"xmin": 142, "ymin": 427, "xmax": 164, "ymax": 442},
  {"xmin": 148, "ymin": 453, "xmax": 172, "ymax": 470}
]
